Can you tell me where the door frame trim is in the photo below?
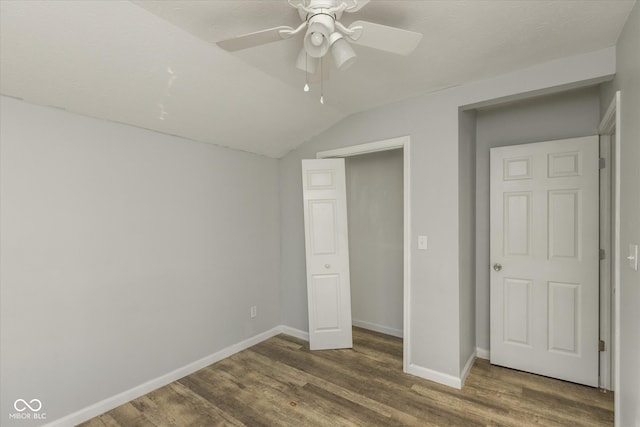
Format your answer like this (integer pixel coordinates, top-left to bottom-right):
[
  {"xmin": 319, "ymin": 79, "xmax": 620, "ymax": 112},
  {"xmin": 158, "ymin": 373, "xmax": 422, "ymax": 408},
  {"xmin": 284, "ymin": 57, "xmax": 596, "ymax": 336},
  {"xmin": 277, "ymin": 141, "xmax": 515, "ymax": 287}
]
[
  {"xmin": 599, "ymin": 132, "xmax": 613, "ymax": 390},
  {"xmin": 317, "ymin": 135, "xmax": 412, "ymax": 372},
  {"xmin": 598, "ymin": 91, "xmax": 620, "ymax": 415}
]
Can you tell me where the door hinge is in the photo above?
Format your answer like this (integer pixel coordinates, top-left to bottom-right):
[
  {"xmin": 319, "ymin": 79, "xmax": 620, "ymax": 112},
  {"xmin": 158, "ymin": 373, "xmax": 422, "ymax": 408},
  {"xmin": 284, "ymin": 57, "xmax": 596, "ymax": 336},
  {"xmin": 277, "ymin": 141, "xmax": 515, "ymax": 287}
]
[
  {"xmin": 600, "ymin": 249, "xmax": 606, "ymax": 260},
  {"xmin": 599, "ymin": 340, "xmax": 606, "ymax": 352},
  {"xmin": 599, "ymin": 158, "xmax": 606, "ymax": 169}
]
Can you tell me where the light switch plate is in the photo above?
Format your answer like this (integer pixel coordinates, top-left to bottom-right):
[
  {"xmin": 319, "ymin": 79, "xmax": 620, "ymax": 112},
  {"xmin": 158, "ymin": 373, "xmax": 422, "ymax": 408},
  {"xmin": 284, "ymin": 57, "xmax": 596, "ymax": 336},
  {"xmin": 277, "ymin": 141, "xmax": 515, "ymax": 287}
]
[
  {"xmin": 628, "ymin": 244, "xmax": 638, "ymax": 271},
  {"xmin": 418, "ymin": 235, "xmax": 428, "ymax": 250}
]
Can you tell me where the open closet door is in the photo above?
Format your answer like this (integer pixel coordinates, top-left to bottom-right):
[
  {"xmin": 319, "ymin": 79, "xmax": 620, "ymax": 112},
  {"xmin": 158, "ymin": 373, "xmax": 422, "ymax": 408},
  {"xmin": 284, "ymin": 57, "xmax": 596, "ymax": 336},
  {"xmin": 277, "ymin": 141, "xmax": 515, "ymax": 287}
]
[{"xmin": 301, "ymin": 159, "xmax": 353, "ymax": 350}]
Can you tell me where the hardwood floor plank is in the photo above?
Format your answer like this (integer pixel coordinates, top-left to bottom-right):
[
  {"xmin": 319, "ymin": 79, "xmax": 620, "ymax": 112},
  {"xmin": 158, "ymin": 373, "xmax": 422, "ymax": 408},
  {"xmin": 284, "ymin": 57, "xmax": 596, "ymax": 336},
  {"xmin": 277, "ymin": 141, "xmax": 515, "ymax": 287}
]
[
  {"xmin": 245, "ymin": 348, "xmax": 425, "ymax": 425},
  {"xmin": 80, "ymin": 328, "xmax": 613, "ymax": 427},
  {"xmin": 521, "ymin": 387, "xmax": 614, "ymax": 426},
  {"xmin": 95, "ymin": 402, "xmax": 155, "ymax": 427},
  {"xmin": 297, "ymin": 382, "xmax": 405, "ymax": 427},
  {"xmin": 131, "ymin": 382, "xmax": 245, "ymax": 427},
  {"xmin": 411, "ymin": 381, "xmax": 527, "ymax": 427},
  {"xmin": 460, "ymin": 363, "xmax": 611, "ymax": 427},
  {"xmin": 251, "ymin": 338, "xmax": 484, "ymax": 426},
  {"xmin": 79, "ymin": 414, "xmax": 123, "ymax": 427},
  {"xmin": 178, "ymin": 370, "xmax": 286, "ymax": 427},
  {"xmin": 472, "ymin": 359, "xmax": 613, "ymax": 410},
  {"xmin": 213, "ymin": 356, "xmax": 360, "ymax": 427},
  {"xmin": 181, "ymin": 362, "xmax": 346, "ymax": 427}
]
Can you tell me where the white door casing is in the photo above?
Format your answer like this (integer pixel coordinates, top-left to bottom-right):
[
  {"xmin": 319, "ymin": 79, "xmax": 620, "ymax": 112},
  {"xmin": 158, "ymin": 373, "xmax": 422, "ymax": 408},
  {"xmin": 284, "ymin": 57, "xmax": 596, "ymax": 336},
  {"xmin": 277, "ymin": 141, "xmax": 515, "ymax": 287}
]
[
  {"xmin": 490, "ymin": 136, "xmax": 599, "ymax": 387},
  {"xmin": 302, "ymin": 159, "xmax": 353, "ymax": 350},
  {"xmin": 316, "ymin": 135, "xmax": 411, "ymax": 373}
]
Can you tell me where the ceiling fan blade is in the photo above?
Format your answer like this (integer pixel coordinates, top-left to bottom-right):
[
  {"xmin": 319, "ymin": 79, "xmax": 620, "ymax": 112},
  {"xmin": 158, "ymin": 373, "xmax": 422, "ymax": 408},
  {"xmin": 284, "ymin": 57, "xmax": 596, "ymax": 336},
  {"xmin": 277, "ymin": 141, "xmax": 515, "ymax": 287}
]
[
  {"xmin": 348, "ymin": 20, "xmax": 422, "ymax": 56},
  {"xmin": 345, "ymin": 0, "xmax": 370, "ymax": 13},
  {"xmin": 217, "ymin": 26, "xmax": 294, "ymax": 52}
]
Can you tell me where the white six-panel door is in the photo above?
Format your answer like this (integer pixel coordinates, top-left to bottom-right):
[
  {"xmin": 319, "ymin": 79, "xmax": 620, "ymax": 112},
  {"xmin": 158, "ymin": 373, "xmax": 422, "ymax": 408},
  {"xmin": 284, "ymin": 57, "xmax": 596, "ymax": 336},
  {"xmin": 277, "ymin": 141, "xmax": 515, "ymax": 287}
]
[
  {"xmin": 490, "ymin": 136, "xmax": 599, "ymax": 386},
  {"xmin": 302, "ymin": 159, "xmax": 353, "ymax": 350}
]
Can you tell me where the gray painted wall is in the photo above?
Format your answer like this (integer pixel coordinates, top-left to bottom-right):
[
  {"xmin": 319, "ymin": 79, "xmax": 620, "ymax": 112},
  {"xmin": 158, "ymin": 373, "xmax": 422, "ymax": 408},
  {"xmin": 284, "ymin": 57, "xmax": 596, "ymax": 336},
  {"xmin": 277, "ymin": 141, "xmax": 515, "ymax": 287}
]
[
  {"xmin": 0, "ymin": 96, "xmax": 281, "ymax": 425},
  {"xmin": 474, "ymin": 87, "xmax": 601, "ymax": 352},
  {"xmin": 279, "ymin": 48, "xmax": 615, "ymax": 382},
  {"xmin": 345, "ymin": 150, "xmax": 403, "ymax": 336},
  {"xmin": 602, "ymin": 3, "xmax": 640, "ymax": 424}
]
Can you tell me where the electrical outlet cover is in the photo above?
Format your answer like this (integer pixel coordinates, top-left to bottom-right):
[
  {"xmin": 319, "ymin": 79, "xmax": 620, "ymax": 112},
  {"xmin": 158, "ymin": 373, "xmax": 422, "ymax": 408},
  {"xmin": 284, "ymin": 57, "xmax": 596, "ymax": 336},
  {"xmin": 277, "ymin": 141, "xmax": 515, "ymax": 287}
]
[{"xmin": 418, "ymin": 235, "xmax": 428, "ymax": 250}]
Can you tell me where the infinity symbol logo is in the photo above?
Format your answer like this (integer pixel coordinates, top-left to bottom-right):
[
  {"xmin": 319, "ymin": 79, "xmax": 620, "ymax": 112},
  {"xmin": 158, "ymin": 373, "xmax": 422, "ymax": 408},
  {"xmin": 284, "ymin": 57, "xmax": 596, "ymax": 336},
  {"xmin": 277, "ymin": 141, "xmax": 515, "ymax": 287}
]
[{"xmin": 14, "ymin": 399, "xmax": 42, "ymax": 412}]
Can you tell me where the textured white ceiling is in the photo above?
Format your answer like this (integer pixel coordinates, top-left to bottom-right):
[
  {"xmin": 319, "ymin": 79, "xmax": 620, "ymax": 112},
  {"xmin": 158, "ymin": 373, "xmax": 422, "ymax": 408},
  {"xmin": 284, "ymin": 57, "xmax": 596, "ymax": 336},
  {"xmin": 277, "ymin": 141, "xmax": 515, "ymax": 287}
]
[{"xmin": 0, "ymin": 1, "xmax": 635, "ymax": 157}]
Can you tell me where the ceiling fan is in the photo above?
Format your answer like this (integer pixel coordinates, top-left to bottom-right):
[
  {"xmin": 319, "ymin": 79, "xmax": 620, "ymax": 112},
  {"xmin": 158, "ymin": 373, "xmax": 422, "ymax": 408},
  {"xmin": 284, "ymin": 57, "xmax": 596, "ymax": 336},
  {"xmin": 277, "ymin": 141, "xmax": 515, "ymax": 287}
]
[{"xmin": 217, "ymin": 0, "xmax": 423, "ymax": 77}]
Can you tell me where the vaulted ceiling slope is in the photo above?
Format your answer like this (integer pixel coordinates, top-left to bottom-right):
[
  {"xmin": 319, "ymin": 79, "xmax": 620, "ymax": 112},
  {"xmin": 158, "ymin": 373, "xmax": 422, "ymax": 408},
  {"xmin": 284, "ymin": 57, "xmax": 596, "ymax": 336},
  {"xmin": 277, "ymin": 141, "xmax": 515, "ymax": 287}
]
[{"xmin": 0, "ymin": 1, "xmax": 635, "ymax": 158}]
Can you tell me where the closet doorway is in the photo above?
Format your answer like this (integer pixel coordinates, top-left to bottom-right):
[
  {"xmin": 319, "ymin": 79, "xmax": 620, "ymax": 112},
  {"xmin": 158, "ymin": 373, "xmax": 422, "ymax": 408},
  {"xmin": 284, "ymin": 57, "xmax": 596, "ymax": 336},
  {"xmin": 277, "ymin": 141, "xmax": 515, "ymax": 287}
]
[
  {"xmin": 316, "ymin": 136, "xmax": 411, "ymax": 371},
  {"xmin": 346, "ymin": 149, "xmax": 404, "ymax": 338}
]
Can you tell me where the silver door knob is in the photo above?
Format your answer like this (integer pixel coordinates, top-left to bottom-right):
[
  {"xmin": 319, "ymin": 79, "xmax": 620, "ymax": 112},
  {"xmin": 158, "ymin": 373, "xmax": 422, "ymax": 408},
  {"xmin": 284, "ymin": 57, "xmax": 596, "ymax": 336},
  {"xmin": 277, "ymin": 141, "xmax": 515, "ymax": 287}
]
[
  {"xmin": 493, "ymin": 263, "xmax": 502, "ymax": 272},
  {"xmin": 325, "ymin": 264, "xmax": 330, "ymax": 269}
]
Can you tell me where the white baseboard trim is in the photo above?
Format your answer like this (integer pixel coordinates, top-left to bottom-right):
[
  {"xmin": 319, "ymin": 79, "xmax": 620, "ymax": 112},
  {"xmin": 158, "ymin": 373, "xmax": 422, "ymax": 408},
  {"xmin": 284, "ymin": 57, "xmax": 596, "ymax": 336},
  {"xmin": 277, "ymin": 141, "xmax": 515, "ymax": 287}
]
[
  {"xmin": 406, "ymin": 363, "xmax": 462, "ymax": 389},
  {"xmin": 476, "ymin": 347, "xmax": 490, "ymax": 360},
  {"xmin": 44, "ymin": 325, "xmax": 294, "ymax": 427},
  {"xmin": 279, "ymin": 325, "xmax": 309, "ymax": 341},
  {"xmin": 352, "ymin": 319, "xmax": 403, "ymax": 338},
  {"xmin": 460, "ymin": 350, "xmax": 476, "ymax": 387}
]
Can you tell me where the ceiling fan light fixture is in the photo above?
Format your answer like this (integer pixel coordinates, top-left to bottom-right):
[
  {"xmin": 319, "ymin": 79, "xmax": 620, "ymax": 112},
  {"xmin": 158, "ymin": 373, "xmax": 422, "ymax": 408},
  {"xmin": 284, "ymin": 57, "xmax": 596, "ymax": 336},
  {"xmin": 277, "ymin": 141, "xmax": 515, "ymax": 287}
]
[
  {"xmin": 303, "ymin": 14, "xmax": 334, "ymax": 58},
  {"xmin": 329, "ymin": 32, "xmax": 356, "ymax": 70}
]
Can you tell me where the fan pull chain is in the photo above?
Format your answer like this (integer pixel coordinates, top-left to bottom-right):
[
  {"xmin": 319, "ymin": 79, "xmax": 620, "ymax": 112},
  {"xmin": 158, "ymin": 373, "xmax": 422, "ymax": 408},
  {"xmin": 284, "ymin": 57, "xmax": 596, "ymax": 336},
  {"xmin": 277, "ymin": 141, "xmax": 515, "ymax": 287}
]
[
  {"xmin": 320, "ymin": 57, "xmax": 324, "ymax": 104},
  {"xmin": 303, "ymin": 53, "xmax": 310, "ymax": 92}
]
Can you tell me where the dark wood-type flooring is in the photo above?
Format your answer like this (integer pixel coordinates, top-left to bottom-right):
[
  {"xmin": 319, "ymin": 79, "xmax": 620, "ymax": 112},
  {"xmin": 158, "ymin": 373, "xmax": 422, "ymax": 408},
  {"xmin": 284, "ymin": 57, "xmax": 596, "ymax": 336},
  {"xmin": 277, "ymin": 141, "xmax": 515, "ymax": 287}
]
[{"xmin": 81, "ymin": 327, "xmax": 613, "ymax": 426}]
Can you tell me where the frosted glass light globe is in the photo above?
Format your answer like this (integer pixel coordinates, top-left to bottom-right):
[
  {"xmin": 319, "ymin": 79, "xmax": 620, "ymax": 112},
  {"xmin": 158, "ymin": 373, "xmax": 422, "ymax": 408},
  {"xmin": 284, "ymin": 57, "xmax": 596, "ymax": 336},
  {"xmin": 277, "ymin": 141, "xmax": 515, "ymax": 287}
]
[{"xmin": 310, "ymin": 32, "xmax": 324, "ymax": 46}]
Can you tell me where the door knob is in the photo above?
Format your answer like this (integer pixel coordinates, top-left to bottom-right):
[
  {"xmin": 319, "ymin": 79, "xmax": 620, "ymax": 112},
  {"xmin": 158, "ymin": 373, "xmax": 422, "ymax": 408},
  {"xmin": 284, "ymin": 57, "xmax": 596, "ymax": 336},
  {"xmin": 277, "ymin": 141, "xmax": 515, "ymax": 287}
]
[
  {"xmin": 493, "ymin": 263, "xmax": 502, "ymax": 272},
  {"xmin": 325, "ymin": 264, "xmax": 330, "ymax": 269}
]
